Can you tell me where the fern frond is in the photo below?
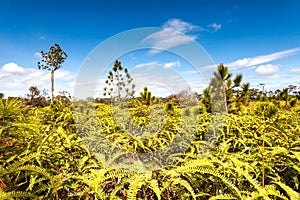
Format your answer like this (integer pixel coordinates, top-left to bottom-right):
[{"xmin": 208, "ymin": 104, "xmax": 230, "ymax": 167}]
[
  {"xmin": 179, "ymin": 166, "xmax": 242, "ymax": 199},
  {"xmin": 3, "ymin": 164, "xmax": 52, "ymax": 181},
  {"xmin": 148, "ymin": 179, "xmax": 161, "ymax": 200},
  {"xmin": 264, "ymin": 185, "xmax": 289, "ymax": 200},
  {"xmin": 172, "ymin": 177, "xmax": 196, "ymax": 199},
  {"xmin": 0, "ymin": 189, "xmax": 38, "ymax": 199},
  {"xmin": 106, "ymin": 169, "xmax": 132, "ymax": 180},
  {"xmin": 5, "ymin": 153, "xmax": 39, "ymax": 170},
  {"xmin": 127, "ymin": 174, "xmax": 144, "ymax": 200},
  {"xmin": 272, "ymin": 181, "xmax": 300, "ymax": 200}
]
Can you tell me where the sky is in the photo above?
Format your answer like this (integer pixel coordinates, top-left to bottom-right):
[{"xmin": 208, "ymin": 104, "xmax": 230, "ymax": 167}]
[{"xmin": 1, "ymin": 0, "xmax": 300, "ymax": 98}]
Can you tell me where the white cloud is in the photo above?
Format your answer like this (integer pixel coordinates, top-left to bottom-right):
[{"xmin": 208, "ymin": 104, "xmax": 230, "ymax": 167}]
[
  {"xmin": 0, "ymin": 62, "xmax": 74, "ymax": 97},
  {"xmin": 208, "ymin": 23, "xmax": 222, "ymax": 32},
  {"xmin": 289, "ymin": 68, "xmax": 300, "ymax": 73},
  {"xmin": 143, "ymin": 18, "xmax": 203, "ymax": 54},
  {"xmin": 143, "ymin": 18, "xmax": 223, "ymax": 54},
  {"xmin": 34, "ymin": 52, "xmax": 42, "ymax": 58},
  {"xmin": 227, "ymin": 47, "xmax": 300, "ymax": 69},
  {"xmin": 255, "ymin": 64, "xmax": 280, "ymax": 75},
  {"xmin": 2, "ymin": 62, "xmax": 25, "ymax": 73},
  {"xmin": 163, "ymin": 61, "xmax": 180, "ymax": 69},
  {"xmin": 143, "ymin": 29, "xmax": 195, "ymax": 54},
  {"xmin": 163, "ymin": 18, "xmax": 204, "ymax": 33},
  {"xmin": 55, "ymin": 69, "xmax": 73, "ymax": 80}
]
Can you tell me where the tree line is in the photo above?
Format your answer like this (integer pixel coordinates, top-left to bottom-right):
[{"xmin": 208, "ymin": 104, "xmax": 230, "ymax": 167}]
[{"xmin": 1, "ymin": 43, "xmax": 299, "ymax": 112}]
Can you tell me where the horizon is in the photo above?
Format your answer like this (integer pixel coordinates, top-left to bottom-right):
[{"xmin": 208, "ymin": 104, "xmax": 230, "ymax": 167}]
[{"xmin": 1, "ymin": 0, "xmax": 300, "ymax": 98}]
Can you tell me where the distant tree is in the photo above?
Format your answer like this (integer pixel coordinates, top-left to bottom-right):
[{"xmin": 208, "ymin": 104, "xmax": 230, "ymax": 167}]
[
  {"xmin": 258, "ymin": 83, "xmax": 265, "ymax": 94},
  {"xmin": 248, "ymin": 88, "xmax": 259, "ymax": 100},
  {"xmin": 86, "ymin": 97, "xmax": 95, "ymax": 102},
  {"xmin": 26, "ymin": 86, "xmax": 48, "ymax": 107},
  {"xmin": 202, "ymin": 87, "xmax": 211, "ymax": 112},
  {"xmin": 103, "ymin": 60, "xmax": 135, "ymax": 101},
  {"xmin": 203, "ymin": 63, "xmax": 249, "ymax": 113},
  {"xmin": 234, "ymin": 82, "xmax": 250, "ymax": 111},
  {"xmin": 278, "ymin": 88, "xmax": 297, "ymax": 109},
  {"xmin": 37, "ymin": 44, "xmax": 67, "ymax": 101},
  {"xmin": 288, "ymin": 84, "xmax": 297, "ymax": 94},
  {"xmin": 27, "ymin": 86, "xmax": 40, "ymax": 100},
  {"xmin": 55, "ymin": 90, "xmax": 72, "ymax": 105},
  {"xmin": 140, "ymin": 87, "xmax": 155, "ymax": 105},
  {"xmin": 280, "ymin": 88, "xmax": 289, "ymax": 109},
  {"xmin": 0, "ymin": 93, "xmax": 4, "ymax": 99},
  {"xmin": 214, "ymin": 64, "xmax": 232, "ymax": 113}
]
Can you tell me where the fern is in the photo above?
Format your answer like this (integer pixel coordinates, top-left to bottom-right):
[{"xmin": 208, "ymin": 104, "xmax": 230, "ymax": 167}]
[
  {"xmin": 3, "ymin": 164, "xmax": 52, "ymax": 180},
  {"xmin": 127, "ymin": 174, "xmax": 144, "ymax": 200},
  {"xmin": 0, "ymin": 188, "xmax": 38, "ymax": 199},
  {"xmin": 272, "ymin": 181, "xmax": 300, "ymax": 200},
  {"xmin": 4, "ymin": 153, "xmax": 39, "ymax": 169},
  {"xmin": 171, "ymin": 177, "xmax": 196, "ymax": 199},
  {"xmin": 176, "ymin": 163, "xmax": 242, "ymax": 199},
  {"xmin": 148, "ymin": 179, "xmax": 161, "ymax": 200}
]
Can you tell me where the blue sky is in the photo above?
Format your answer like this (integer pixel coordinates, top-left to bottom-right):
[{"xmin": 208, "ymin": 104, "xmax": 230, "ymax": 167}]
[{"xmin": 1, "ymin": 0, "xmax": 300, "ymax": 98}]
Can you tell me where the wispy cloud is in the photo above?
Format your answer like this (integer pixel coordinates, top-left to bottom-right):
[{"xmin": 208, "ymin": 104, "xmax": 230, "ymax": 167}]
[
  {"xmin": 143, "ymin": 18, "xmax": 205, "ymax": 54},
  {"xmin": 143, "ymin": 18, "xmax": 222, "ymax": 54},
  {"xmin": 208, "ymin": 23, "xmax": 222, "ymax": 32},
  {"xmin": 162, "ymin": 18, "xmax": 204, "ymax": 33},
  {"xmin": 34, "ymin": 52, "xmax": 42, "ymax": 58},
  {"xmin": 289, "ymin": 68, "xmax": 300, "ymax": 73},
  {"xmin": 134, "ymin": 61, "xmax": 180, "ymax": 69},
  {"xmin": 134, "ymin": 62, "xmax": 159, "ymax": 70},
  {"xmin": 255, "ymin": 64, "xmax": 280, "ymax": 75},
  {"xmin": 227, "ymin": 47, "xmax": 300, "ymax": 69},
  {"xmin": 163, "ymin": 61, "xmax": 180, "ymax": 69}
]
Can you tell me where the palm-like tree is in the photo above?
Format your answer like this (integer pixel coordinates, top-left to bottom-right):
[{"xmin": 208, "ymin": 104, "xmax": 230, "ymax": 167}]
[
  {"xmin": 37, "ymin": 44, "xmax": 67, "ymax": 101},
  {"xmin": 213, "ymin": 64, "xmax": 232, "ymax": 113},
  {"xmin": 280, "ymin": 88, "xmax": 289, "ymax": 109},
  {"xmin": 208, "ymin": 64, "xmax": 246, "ymax": 113},
  {"xmin": 140, "ymin": 87, "xmax": 154, "ymax": 105}
]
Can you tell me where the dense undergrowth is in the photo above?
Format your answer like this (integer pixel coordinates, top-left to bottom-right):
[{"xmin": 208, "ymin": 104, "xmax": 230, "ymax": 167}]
[{"xmin": 0, "ymin": 97, "xmax": 299, "ymax": 199}]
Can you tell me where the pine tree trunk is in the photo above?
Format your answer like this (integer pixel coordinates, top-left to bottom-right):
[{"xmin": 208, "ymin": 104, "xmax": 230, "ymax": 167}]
[
  {"xmin": 222, "ymin": 80, "xmax": 228, "ymax": 113},
  {"xmin": 51, "ymin": 70, "xmax": 54, "ymax": 101}
]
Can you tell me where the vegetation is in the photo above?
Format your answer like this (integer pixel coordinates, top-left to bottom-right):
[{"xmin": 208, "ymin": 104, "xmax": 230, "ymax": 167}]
[
  {"xmin": 202, "ymin": 63, "xmax": 249, "ymax": 113},
  {"xmin": 37, "ymin": 44, "xmax": 68, "ymax": 101},
  {"xmin": 140, "ymin": 87, "xmax": 155, "ymax": 105},
  {"xmin": 0, "ymin": 61, "xmax": 299, "ymax": 199},
  {"xmin": 103, "ymin": 60, "xmax": 135, "ymax": 101}
]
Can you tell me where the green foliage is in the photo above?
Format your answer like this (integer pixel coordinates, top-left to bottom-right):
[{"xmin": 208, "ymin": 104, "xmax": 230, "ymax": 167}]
[
  {"xmin": 0, "ymin": 98, "xmax": 22, "ymax": 123},
  {"xmin": 37, "ymin": 44, "xmax": 68, "ymax": 71},
  {"xmin": 140, "ymin": 87, "xmax": 155, "ymax": 105},
  {"xmin": 25, "ymin": 86, "xmax": 49, "ymax": 107},
  {"xmin": 37, "ymin": 43, "xmax": 67, "ymax": 100},
  {"xmin": 103, "ymin": 60, "xmax": 135, "ymax": 100},
  {"xmin": 1, "ymin": 93, "xmax": 300, "ymax": 199},
  {"xmin": 203, "ymin": 63, "xmax": 250, "ymax": 113}
]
